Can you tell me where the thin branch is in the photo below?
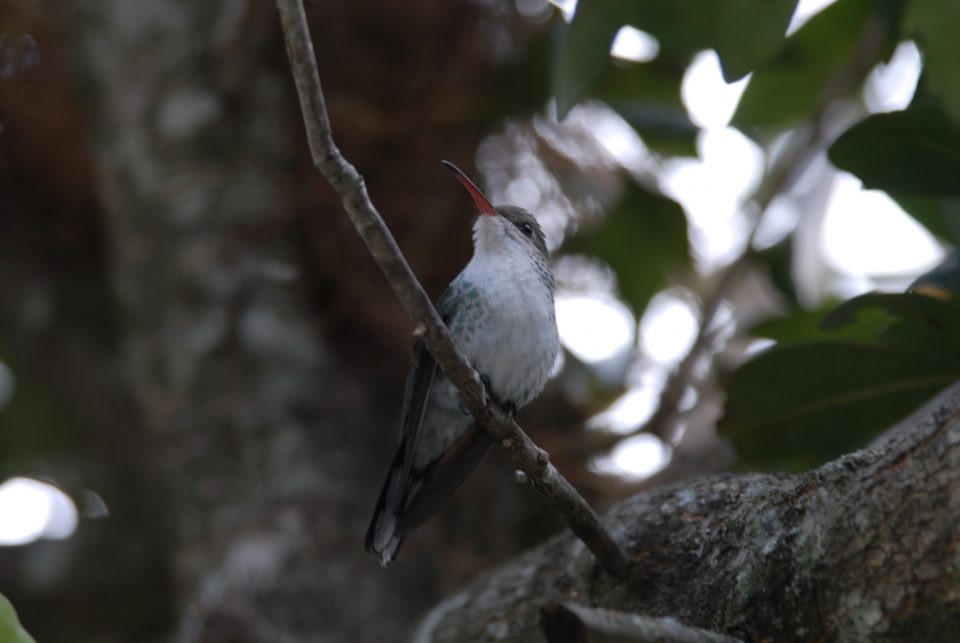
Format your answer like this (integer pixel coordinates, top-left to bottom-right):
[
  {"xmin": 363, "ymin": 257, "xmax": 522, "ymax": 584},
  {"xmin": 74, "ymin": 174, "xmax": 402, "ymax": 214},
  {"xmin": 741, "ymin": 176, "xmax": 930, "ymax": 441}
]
[
  {"xmin": 273, "ymin": 0, "xmax": 634, "ymax": 584},
  {"xmin": 540, "ymin": 603, "xmax": 745, "ymax": 643}
]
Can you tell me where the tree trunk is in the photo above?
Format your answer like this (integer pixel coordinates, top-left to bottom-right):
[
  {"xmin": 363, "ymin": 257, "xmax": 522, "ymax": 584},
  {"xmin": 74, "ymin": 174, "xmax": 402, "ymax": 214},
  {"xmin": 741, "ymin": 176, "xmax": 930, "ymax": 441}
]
[
  {"xmin": 416, "ymin": 384, "xmax": 960, "ymax": 643},
  {"xmin": 57, "ymin": 1, "xmax": 438, "ymax": 640}
]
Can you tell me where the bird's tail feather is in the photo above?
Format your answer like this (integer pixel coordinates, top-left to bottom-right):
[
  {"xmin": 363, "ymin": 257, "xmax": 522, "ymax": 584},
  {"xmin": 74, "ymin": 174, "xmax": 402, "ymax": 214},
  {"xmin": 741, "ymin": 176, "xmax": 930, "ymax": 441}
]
[
  {"xmin": 365, "ymin": 443, "xmax": 410, "ymax": 567},
  {"xmin": 396, "ymin": 428, "xmax": 491, "ymax": 533},
  {"xmin": 365, "ymin": 427, "xmax": 492, "ymax": 566}
]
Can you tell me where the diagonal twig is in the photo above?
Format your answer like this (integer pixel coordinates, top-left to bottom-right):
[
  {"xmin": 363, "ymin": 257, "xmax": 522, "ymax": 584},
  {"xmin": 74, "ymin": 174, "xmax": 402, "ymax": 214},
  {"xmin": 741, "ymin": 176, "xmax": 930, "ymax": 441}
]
[{"xmin": 273, "ymin": 0, "xmax": 634, "ymax": 584}]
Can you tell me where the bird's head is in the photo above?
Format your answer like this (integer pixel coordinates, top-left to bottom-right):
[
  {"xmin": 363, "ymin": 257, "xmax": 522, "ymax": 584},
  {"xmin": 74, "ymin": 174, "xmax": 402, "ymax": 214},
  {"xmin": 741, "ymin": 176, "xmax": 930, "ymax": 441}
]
[{"xmin": 442, "ymin": 160, "xmax": 549, "ymax": 263}]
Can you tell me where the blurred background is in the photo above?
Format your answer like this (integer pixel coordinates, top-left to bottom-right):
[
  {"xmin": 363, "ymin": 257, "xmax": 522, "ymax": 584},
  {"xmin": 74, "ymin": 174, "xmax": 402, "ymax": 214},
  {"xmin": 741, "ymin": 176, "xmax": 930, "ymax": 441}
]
[{"xmin": 1, "ymin": 0, "xmax": 958, "ymax": 641}]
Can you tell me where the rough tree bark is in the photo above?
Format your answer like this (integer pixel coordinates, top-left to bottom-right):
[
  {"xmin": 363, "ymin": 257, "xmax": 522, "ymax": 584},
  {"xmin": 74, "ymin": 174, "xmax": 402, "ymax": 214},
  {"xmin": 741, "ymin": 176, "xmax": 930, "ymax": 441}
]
[{"xmin": 415, "ymin": 383, "xmax": 960, "ymax": 643}]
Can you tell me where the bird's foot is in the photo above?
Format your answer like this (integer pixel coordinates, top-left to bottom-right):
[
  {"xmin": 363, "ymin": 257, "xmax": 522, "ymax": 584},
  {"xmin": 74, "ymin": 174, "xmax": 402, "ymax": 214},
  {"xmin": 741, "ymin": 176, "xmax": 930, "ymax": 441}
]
[
  {"xmin": 479, "ymin": 373, "xmax": 517, "ymax": 417},
  {"xmin": 479, "ymin": 373, "xmax": 494, "ymax": 406},
  {"xmin": 479, "ymin": 373, "xmax": 492, "ymax": 391}
]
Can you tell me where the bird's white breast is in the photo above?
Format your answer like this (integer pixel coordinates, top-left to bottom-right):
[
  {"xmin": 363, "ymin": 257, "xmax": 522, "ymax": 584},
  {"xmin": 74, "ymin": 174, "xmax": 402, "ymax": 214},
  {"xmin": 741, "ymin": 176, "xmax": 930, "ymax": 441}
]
[
  {"xmin": 412, "ymin": 214, "xmax": 558, "ymax": 470},
  {"xmin": 455, "ymin": 245, "xmax": 558, "ymax": 408}
]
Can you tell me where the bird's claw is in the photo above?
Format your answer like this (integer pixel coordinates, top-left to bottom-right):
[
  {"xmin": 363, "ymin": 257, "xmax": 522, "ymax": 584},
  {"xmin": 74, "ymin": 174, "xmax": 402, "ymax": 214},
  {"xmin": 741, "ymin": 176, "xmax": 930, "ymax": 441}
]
[
  {"xmin": 478, "ymin": 373, "xmax": 517, "ymax": 416},
  {"xmin": 476, "ymin": 372, "xmax": 492, "ymax": 407},
  {"xmin": 480, "ymin": 373, "xmax": 497, "ymax": 405}
]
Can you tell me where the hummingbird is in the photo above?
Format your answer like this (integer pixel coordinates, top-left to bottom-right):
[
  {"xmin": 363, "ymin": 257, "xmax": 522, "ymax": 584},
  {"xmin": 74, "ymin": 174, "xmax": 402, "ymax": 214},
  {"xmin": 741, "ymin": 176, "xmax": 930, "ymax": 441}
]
[{"xmin": 365, "ymin": 161, "xmax": 560, "ymax": 567}]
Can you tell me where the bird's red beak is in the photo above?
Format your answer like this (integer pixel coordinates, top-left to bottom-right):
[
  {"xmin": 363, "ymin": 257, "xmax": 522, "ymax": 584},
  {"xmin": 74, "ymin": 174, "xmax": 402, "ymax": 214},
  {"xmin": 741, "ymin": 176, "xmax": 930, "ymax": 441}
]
[{"xmin": 442, "ymin": 160, "xmax": 496, "ymax": 216}]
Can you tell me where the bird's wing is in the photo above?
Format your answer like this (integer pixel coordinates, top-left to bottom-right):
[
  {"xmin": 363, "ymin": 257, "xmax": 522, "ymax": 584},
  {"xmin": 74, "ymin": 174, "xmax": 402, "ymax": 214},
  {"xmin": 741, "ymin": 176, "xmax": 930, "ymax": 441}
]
[
  {"xmin": 397, "ymin": 283, "xmax": 463, "ymax": 475},
  {"xmin": 364, "ymin": 331, "xmax": 438, "ymax": 560},
  {"xmin": 366, "ymin": 284, "xmax": 493, "ymax": 558},
  {"xmin": 394, "ymin": 284, "xmax": 493, "ymax": 531},
  {"xmin": 396, "ymin": 425, "xmax": 491, "ymax": 533},
  {"xmin": 398, "ymin": 333, "xmax": 439, "ymax": 481}
]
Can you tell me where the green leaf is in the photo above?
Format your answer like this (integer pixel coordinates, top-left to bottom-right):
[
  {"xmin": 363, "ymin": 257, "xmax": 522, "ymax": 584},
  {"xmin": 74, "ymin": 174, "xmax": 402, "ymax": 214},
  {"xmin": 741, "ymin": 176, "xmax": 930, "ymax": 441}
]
[
  {"xmin": 749, "ymin": 309, "xmax": 830, "ymax": 343},
  {"xmin": 620, "ymin": 1, "xmax": 716, "ymax": 58},
  {"xmin": 594, "ymin": 56, "xmax": 688, "ymax": 107},
  {"xmin": 713, "ymin": 0, "xmax": 799, "ymax": 82},
  {"xmin": 734, "ymin": 0, "xmax": 876, "ymax": 128},
  {"xmin": 823, "ymin": 292, "xmax": 960, "ymax": 365},
  {"xmin": 749, "ymin": 303, "xmax": 884, "ymax": 344},
  {"xmin": 751, "ymin": 291, "xmax": 960, "ymax": 346},
  {"xmin": 607, "ymin": 101, "xmax": 699, "ymax": 156},
  {"xmin": 724, "ymin": 291, "xmax": 960, "ymax": 470},
  {"xmin": 551, "ymin": 0, "xmax": 797, "ymax": 120},
  {"xmin": 562, "ymin": 181, "xmax": 689, "ymax": 315},
  {"xmin": 822, "ymin": 291, "xmax": 960, "ymax": 337},
  {"xmin": 0, "ymin": 594, "xmax": 37, "ymax": 643},
  {"xmin": 828, "ymin": 104, "xmax": 960, "ymax": 197},
  {"xmin": 594, "ymin": 57, "xmax": 699, "ymax": 156},
  {"xmin": 552, "ymin": 0, "xmax": 626, "ymax": 118},
  {"xmin": 617, "ymin": 0, "xmax": 795, "ymax": 80},
  {"xmin": 906, "ymin": 2, "xmax": 960, "ymax": 124},
  {"xmin": 754, "ymin": 237, "xmax": 799, "ymax": 307},
  {"xmin": 720, "ymin": 342, "xmax": 959, "ymax": 470},
  {"xmin": 893, "ymin": 195, "xmax": 960, "ymax": 245}
]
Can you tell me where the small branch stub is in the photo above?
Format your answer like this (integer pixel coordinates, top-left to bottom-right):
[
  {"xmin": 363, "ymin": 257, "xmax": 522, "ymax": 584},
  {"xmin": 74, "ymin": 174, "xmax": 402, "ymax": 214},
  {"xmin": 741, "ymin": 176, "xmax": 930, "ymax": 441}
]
[
  {"xmin": 536, "ymin": 447, "xmax": 550, "ymax": 468},
  {"xmin": 540, "ymin": 603, "xmax": 745, "ymax": 643}
]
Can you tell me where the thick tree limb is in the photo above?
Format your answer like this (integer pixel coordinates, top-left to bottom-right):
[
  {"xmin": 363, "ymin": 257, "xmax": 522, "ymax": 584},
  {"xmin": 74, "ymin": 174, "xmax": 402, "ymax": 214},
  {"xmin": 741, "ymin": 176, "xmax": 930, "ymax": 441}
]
[
  {"xmin": 414, "ymin": 384, "xmax": 960, "ymax": 642},
  {"xmin": 274, "ymin": 0, "xmax": 632, "ymax": 583}
]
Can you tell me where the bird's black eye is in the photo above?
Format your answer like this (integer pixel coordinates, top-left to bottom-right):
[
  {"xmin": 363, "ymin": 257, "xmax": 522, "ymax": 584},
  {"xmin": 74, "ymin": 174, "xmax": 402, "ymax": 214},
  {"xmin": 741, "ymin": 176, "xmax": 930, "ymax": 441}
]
[{"xmin": 517, "ymin": 222, "xmax": 534, "ymax": 237}]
